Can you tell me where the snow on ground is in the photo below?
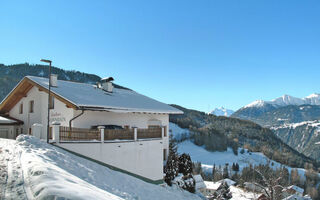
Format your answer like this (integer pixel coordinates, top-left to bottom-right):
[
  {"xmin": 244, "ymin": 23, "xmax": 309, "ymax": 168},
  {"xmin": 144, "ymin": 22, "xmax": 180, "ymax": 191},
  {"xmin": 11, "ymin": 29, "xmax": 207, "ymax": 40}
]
[
  {"xmin": 271, "ymin": 120, "xmax": 320, "ymax": 130},
  {"xmin": 229, "ymin": 185, "xmax": 258, "ymax": 200},
  {"xmin": 169, "ymin": 122, "xmax": 190, "ymax": 140},
  {"xmin": 0, "ymin": 135, "xmax": 201, "ymax": 200},
  {"xmin": 177, "ymin": 140, "xmax": 307, "ymax": 178}
]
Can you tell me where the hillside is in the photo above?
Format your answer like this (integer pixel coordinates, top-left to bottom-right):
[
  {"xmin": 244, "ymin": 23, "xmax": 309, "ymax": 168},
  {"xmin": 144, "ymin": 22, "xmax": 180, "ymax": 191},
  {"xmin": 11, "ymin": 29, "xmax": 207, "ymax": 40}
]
[
  {"xmin": 169, "ymin": 104, "xmax": 318, "ymax": 170},
  {"xmin": 271, "ymin": 121, "xmax": 320, "ymax": 161},
  {"xmin": 0, "ymin": 135, "xmax": 201, "ymax": 200},
  {"xmin": 0, "ymin": 63, "xmax": 129, "ymax": 103},
  {"xmin": 232, "ymin": 94, "xmax": 320, "ymax": 161}
]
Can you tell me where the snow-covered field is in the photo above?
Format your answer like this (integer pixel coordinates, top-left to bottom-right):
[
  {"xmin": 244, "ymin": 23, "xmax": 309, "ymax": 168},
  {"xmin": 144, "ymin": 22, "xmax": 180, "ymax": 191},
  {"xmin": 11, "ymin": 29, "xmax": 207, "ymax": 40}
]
[
  {"xmin": 0, "ymin": 135, "xmax": 201, "ymax": 200},
  {"xmin": 177, "ymin": 140, "xmax": 307, "ymax": 178},
  {"xmin": 170, "ymin": 122, "xmax": 308, "ymax": 178}
]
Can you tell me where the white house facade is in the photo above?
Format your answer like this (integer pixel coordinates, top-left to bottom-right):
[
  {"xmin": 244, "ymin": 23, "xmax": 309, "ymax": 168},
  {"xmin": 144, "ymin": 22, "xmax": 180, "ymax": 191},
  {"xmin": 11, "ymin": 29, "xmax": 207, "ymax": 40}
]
[{"xmin": 0, "ymin": 75, "xmax": 183, "ymax": 183}]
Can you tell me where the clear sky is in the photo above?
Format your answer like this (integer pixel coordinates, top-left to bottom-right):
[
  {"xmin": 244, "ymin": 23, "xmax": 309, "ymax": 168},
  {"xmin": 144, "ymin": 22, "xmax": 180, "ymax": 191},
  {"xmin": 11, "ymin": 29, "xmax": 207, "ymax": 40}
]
[{"xmin": 1, "ymin": 0, "xmax": 319, "ymax": 112}]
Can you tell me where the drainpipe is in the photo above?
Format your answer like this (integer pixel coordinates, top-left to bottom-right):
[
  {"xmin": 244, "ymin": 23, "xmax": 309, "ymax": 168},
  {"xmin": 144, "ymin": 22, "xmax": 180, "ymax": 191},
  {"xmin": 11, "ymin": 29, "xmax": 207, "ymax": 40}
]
[{"xmin": 69, "ymin": 109, "xmax": 85, "ymax": 130}]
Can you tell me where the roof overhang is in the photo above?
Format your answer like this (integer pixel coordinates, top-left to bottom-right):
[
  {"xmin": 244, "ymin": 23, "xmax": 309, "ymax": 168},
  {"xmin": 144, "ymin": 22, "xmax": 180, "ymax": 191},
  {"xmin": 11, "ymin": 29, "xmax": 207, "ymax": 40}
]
[
  {"xmin": 0, "ymin": 115, "xmax": 24, "ymax": 125},
  {"xmin": 77, "ymin": 106, "xmax": 183, "ymax": 115},
  {"xmin": 0, "ymin": 77, "xmax": 78, "ymax": 114}
]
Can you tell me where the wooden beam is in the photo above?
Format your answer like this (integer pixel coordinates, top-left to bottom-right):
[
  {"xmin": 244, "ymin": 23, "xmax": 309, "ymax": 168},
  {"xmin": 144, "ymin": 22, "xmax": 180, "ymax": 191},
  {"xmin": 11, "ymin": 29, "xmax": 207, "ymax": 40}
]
[{"xmin": 14, "ymin": 92, "xmax": 27, "ymax": 98}]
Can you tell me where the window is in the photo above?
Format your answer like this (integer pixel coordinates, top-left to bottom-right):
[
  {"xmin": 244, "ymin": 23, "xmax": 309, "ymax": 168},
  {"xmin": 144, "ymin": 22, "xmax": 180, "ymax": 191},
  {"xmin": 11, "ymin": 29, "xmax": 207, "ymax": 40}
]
[
  {"xmin": 29, "ymin": 100, "xmax": 34, "ymax": 113},
  {"xmin": 49, "ymin": 96, "xmax": 54, "ymax": 109},
  {"xmin": 19, "ymin": 103, "xmax": 23, "ymax": 114}
]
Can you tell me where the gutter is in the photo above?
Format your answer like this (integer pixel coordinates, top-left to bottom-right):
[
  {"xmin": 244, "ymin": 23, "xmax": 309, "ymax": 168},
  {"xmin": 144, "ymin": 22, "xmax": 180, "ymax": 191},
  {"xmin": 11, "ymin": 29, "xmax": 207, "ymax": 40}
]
[{"xmin": 69, "ymin": 109, "xmax": 85, "ymax": 130}]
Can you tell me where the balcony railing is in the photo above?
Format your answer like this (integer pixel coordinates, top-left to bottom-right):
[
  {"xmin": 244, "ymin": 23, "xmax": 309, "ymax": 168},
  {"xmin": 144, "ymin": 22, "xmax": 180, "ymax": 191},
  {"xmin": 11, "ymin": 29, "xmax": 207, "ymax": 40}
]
[
  {"xmin": 55, "ymin": 126, "xmax": 163, "ymax": 142},
  {"xmin": 60, "ymin": 126, "xmax": 100, "ymax": 141},
  {"xmin": 104, "ymin": 129, "xmax": 134, "ymax": 141}
]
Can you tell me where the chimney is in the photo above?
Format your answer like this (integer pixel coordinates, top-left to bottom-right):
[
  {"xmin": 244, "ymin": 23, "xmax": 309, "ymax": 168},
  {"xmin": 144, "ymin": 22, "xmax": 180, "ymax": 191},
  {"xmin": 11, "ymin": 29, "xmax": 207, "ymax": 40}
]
[
  {"xmin": 50, "ymin": 74, "xmax": 58, "ymax": 87},
  {"xmin": 101, "ymin": 77, "xmax": 114, "ymax": 92}
]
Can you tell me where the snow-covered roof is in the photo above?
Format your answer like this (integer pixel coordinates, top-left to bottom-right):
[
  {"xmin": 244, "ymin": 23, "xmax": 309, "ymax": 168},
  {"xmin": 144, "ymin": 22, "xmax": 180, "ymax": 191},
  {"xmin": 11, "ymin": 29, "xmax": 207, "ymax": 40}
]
[
  {"xmin": 0, "ymin": 116, "xmax": 22, "ymax": 125},
  {"xmin": 217, "ymin": 178, "xmax": 236, "ymax": 186},
  {"xmin": 193, "ymin": 175, "xmax": 205, "ymax": 189},
  {"xmin": 285, "ymin": 185, "xmax": 304, "ymax": 194},
  {"xmin": 282, "ymin": 194, "xmax": 311, "ymax": 200},
  {"xmin": 204, "ymin": 181, "xmax": 221, "ymax": 190},
  {"xmin": 26, "ymin": 76, "xmax": 183, "ymax": 114}
]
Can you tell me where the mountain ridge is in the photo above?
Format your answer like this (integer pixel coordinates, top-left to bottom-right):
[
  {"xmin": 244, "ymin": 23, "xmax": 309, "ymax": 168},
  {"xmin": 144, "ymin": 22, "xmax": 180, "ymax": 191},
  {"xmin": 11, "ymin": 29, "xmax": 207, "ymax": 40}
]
[{"xmin": 243, "ymin": 93, "xmax": 320, "ymax": 109}]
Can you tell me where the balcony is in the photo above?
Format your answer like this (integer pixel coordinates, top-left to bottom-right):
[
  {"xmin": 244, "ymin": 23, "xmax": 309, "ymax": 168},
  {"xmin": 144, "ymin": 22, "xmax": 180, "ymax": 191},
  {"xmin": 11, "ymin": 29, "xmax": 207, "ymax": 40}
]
[{"xmin": 54, "ymin": 126, "xmax": 163, "ymax": 142}]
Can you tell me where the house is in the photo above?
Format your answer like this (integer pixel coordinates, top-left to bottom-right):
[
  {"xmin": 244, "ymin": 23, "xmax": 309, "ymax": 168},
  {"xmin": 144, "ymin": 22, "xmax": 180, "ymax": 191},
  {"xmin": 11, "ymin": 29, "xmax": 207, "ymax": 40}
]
[
  {"xmin": 202, "ymin": 181, "xmax": 222, "ymax": 197},
  {"xmin": 194, "ymin": 174, "xmax": 206, "ymax": 192},
  {"xmin": 0, "ymin": 115, "xmax": 23, "ymax": 139},
  {"xmin": 217, "ymin": 178, "xmax": 236, "ymax": 186},
  {"xmin": 0, "ymin": 75, "xmax": 183, "ymax": 183},
  {"xmin": 244, "ymin": 182, "xmax": 265, "ymax": 193},
  {"xmin": 282, "ymin": 194, "xmax": 312, "ymax": 200},
  {"xmin": 197, "ymin": 178, "xmax": 237, "ymax": 197},
  {"xmin": 282, "ymin": 185, "xmax": 304, "ymax": 198}
]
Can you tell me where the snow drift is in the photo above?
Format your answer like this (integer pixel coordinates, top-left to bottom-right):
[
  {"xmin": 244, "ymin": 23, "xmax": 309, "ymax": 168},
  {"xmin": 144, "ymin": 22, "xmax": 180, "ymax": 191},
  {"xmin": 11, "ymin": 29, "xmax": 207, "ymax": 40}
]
[{"xmin": 0, "ymin": 135, "xmax": 201, "ymax": 200}]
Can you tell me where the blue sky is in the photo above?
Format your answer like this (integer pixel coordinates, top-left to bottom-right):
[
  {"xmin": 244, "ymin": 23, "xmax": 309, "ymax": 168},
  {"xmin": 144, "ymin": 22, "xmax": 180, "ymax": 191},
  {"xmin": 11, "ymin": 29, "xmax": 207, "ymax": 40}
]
[{"xmin": 1, "ymin": 0, "xmax": 319, "ymax": 112}]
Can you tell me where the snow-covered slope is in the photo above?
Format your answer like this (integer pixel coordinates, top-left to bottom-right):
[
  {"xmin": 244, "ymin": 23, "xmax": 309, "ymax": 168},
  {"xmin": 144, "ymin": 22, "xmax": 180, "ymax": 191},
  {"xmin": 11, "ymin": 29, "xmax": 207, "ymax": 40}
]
[
  {"xmin": 177, "ymin": 141, "xmax": 307, "ymax": 177},
  {"xmin": 210, "ymin": 107, "xmax": 234, "ymax": 117},
  {"xmin": 0, "ymin": 136, "xmax": 201, "ymax": 200},
  {"xmin": 169, "ymin": 122, "xmax": 190, "ymax": 140},
  {"xmin": 243, "ymin": 93, "xmax": 320, "ymax": 108}
]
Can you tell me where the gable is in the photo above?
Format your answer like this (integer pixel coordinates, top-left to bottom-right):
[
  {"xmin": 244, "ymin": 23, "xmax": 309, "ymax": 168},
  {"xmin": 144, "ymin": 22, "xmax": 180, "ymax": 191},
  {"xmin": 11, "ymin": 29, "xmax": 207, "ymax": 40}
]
[{"xmin": 0, "ymin": 77, "xmax": 77, "ymax": 114}]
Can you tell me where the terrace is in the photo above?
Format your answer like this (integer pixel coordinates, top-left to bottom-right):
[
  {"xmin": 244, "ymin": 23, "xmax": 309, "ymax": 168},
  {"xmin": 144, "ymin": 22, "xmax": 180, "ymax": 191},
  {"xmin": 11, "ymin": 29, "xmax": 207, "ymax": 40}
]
[{"xmin": 50, "ymin": 125, "xmax": 165, "ymax": 143}]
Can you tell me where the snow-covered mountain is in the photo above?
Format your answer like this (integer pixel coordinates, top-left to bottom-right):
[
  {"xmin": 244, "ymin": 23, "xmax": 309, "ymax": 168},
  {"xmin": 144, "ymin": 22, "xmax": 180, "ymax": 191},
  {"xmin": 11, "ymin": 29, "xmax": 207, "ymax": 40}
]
[
  {"xmin": 232, "ymin": 93, "xmax": 320, "ymax": 162},
  {"xmin": 210, "ymin": 107, "xmax": 234, "ymax": 117},
  {"xmin": 244, "ymin": 93, "xmax": 320, "ymax": 108}
]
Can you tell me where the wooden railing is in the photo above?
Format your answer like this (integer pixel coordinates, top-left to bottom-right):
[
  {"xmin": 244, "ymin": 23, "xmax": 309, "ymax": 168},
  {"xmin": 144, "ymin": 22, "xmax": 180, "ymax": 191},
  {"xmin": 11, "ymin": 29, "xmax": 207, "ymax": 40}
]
[
  {"xmin": 137, "ymin": 127, "xmax": 162, "ymax": 139},
  {"xmin": 57, "ymin": 126, "xmax": 162, "ymax": 142},
  {"xmin": 59, "ymin": 126, "xmax": 100, "ymax": 141},
  {"xmin": 104, "ymin": 129, "xmax": 134, "ymax": 140}
]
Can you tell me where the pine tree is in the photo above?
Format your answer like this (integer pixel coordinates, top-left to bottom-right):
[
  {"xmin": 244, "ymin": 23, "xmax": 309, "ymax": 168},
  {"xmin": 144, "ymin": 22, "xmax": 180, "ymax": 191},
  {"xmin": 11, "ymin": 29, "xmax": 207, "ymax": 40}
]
[
  {"xmin": 164, "ymin": 136, "xmax": 179, "ymax": 186},
  {"xmin": 223, "ymin": 164, "xmax": 229, "ymax": 179},
  {"xmin": 212, "ymin": 164, "xmax": 216, "ymax": 181},
  {"xmin": 178, "ymin": 153, "xmax": 193, "ymax": 175}
]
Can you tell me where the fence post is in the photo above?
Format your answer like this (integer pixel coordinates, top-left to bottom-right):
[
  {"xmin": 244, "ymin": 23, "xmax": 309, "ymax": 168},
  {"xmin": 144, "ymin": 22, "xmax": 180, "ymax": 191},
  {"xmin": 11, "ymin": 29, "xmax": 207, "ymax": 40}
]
[
  {"xmin": 134, "ymin": 127, "xmax": 137, "ymax": 141},
  {"xmin": 98, "ymin": 126, "xmax": 105, "ymax": 143},
  {"xmin": 32, "ymin": 123, "xmax": 43, "ymax": 139},
  {"xmin": 52, "ymin": 121, "xmax": 60, "ymax": 144},
  {"xmin": 161, "ymin": 126, "xmax": 165, "ymax": 138}
]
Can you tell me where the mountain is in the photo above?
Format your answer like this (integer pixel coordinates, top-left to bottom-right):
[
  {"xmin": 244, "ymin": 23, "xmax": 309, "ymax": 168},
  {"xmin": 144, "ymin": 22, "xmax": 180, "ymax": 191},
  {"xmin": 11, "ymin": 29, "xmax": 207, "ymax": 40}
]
[
  {"xmin": 0, "ymin": 63, "xmax": 128, "ymax": 103},
  {"xmin": 271, "ymin": 120, "xmax": 320, "ymax": 161},
  {"xmin": 169, "ymin": 104, "xmax": 318, "ymax": 169},
  {"xmin": 232, "ymin": 94, "xmax": 320, "ymax": 161},
  {"xmin": 210, "ymin": 107, "xmax": 234, "ymax": 117},
  {"xmin": 233, "ymin": 94, "xmax": 320, "ymax": 122},
  {"xmin": 243, "ymin": 94, "xmax": 320, "ymax": 108}
]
